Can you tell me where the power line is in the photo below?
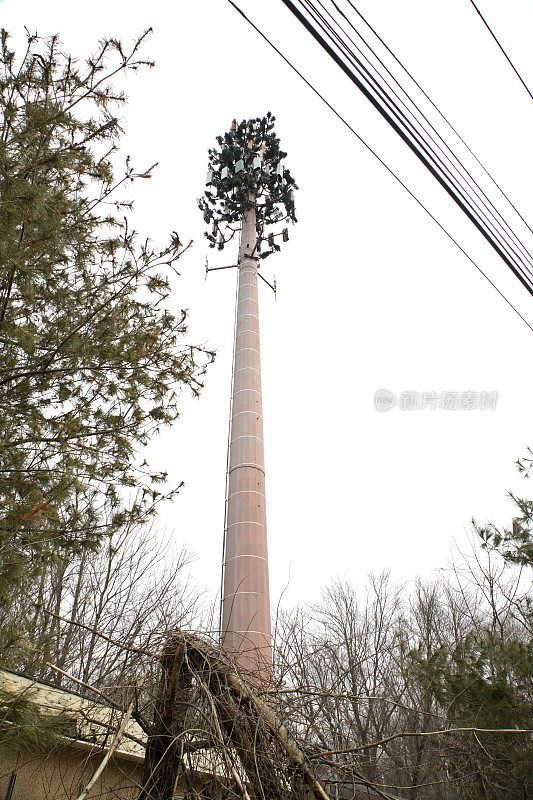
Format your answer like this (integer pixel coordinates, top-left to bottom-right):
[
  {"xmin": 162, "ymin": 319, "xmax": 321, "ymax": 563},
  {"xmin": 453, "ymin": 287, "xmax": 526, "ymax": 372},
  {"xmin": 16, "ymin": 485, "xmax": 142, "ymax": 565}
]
[
  {"xmin": 301, "ymin": 0, "xmax": 533, "ymax": 285},
  {"xmin": 226, "ymin": 0, "xmax": 533, "ymax": 334},
  {"xmin": 468, "ymin": 0, "xmax": 533, "ymax": 105},
  {"xmin": 283, "ymin": 0, "xmax": 533, "ymax": 293},
  {"xmin": 324, "ymin": 0, "xmax": 533, "ymax": 270},
  {"xmin": 342, "ymin": 0, "xmax": 533, "ymax": 241},
  {"xmin": 279, "ymin": 0, "xmax": 533, "ymax": 299}
]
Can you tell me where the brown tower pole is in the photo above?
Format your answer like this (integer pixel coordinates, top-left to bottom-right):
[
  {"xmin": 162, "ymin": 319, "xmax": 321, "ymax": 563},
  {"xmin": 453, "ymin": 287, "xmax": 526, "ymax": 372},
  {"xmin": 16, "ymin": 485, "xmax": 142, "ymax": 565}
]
[{"xmin": 221, "ymin": 199, "xmax": 272, "ymax": 676}]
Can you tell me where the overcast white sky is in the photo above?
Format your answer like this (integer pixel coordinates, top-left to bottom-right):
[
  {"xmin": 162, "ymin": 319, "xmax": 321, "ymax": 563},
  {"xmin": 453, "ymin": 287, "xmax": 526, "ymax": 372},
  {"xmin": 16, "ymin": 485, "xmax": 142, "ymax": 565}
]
[{"xmin": 3, "ymin": 0, "xmax": 533, "ymax": 610}]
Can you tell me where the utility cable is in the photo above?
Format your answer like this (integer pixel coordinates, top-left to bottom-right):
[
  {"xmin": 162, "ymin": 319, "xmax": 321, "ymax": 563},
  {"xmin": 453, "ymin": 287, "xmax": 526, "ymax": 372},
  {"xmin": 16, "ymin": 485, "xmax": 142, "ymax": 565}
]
[
  {"xmin": 291, "ymin": 0, "xmax": 533, "ymax": 291},
  {"xmin": 219, "ymin": 257, "xmax": 240, "ymax": 636},
  {"xmin": 468, "ymin": 0, "xmax": 533, "ymax": 104},
  {"xmin": 226, "ymin": 0, "xmax": 533, "ymax": 334},
  {"xmin": 342, "ymin": 0, "xmax": 533, "ymax": 241},
  {"xmin": 320, "ymin": 0, "xmax": 533, "ymax": 274},
  {"xmin": 280, "ymin": 0, "xmax": 533, "ymax": 298},
  {"xmin": 301, "ymin": 0, "xmax": 533, "ymax": 289}
]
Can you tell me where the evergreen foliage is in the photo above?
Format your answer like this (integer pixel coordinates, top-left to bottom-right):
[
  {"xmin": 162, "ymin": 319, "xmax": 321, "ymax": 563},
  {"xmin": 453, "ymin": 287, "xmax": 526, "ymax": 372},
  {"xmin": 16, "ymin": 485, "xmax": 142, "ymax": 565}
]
[
  {"xmin": 476, "ymin": 493, "xmax": 533, "ymax": 568},
  {"xmin": 0, "ymin": 686, "xmax": 69, "ymax": 752},
  {"xmin": 407, "ymin": 499, "xmax": 533, "ymax": 800},
  {"xmin": 408, "ymin": 634, "xmax": 532, "ymax": 798},
  {"xmin": 0, "ymin": 29, "xmax": 212, "ymax": 649},
  {"xmin": 198, "ymin": 113, "xmax": 297, "ymax": 258}
]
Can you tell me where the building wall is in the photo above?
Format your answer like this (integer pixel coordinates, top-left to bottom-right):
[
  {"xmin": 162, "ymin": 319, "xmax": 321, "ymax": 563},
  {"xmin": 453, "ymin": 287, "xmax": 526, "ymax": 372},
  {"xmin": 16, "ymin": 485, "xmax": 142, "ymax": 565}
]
[
  {"xmin": 0, "ymin": 745, "xmax": 144, "ymax": 800},
  {"xmin": 0, "ymin": 673, "xmax": 225, "ymax": 800}
]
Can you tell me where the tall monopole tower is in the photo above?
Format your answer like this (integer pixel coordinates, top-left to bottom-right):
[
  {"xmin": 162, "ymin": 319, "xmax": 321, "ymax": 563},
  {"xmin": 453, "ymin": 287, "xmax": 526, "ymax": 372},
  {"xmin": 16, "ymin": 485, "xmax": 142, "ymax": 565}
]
[{"xmin": 199, "ymin": 114, "xmax": 297, "ymax": 677}]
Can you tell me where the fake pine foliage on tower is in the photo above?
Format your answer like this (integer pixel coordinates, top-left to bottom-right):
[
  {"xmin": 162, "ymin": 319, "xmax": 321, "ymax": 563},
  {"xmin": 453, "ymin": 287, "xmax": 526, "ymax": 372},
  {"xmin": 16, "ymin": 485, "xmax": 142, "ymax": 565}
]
[{"xmin": 198, "ymin": 113, "xmax": 297, "ymax": 258}]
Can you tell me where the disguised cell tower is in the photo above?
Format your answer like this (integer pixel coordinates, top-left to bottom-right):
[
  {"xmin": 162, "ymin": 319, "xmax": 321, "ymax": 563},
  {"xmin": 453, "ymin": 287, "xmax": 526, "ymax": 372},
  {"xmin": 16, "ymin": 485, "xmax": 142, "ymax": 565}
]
[{"xmin": 199, "ymin": 114, "xmax": 297, "ymax": 677}]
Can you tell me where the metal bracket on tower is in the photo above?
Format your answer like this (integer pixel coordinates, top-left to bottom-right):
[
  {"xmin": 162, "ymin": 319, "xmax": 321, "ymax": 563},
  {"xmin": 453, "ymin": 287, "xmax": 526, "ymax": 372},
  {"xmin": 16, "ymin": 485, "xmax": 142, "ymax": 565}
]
[
  {"xmin": 206, "ymin": 255, "xmax": 277, "ymax": 297},
  {"xmin": 257, "ymin": 272, "xmax": 277, "ymax": 297},
  {"xmin": 205, "ymin": 255, "xmax": 239, "ymax": 279}
]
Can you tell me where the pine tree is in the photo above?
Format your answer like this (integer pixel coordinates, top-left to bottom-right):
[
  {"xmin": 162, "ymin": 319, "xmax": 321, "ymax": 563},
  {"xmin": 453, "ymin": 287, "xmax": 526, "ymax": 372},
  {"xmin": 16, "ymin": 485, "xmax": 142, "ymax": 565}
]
[
  {"xmin": 408, "ymin": 494, "xmax": 533, "ymax": 800},
  {"xmin": 0, "ymin": 29, "xmax": 212, "ymax": 647}
]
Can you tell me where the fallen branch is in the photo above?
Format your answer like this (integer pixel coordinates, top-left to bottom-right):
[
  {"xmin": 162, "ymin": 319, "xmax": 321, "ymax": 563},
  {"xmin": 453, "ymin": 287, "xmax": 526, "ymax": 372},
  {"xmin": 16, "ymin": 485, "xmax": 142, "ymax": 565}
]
[
  {"xmin": 45, "ymin": 610, "xmax": 156, "ymax": 658},
  {"xmin": 180, "ymin": 633, "xmax": 331, "ymax": 800},
  {"xmin": 45, "ymin": 662, "xmax": 124, "ymax": 711},
  {"xmin": 45, "ymin": 662, "xmax": 150, "ymax": 734},
  {"xmin": 310, "ymin": 726, "xmax": 533, "ymax": 758},
  {"xmin": 77, "ymin": 694, "xmax": 137, "ymax": 800}
]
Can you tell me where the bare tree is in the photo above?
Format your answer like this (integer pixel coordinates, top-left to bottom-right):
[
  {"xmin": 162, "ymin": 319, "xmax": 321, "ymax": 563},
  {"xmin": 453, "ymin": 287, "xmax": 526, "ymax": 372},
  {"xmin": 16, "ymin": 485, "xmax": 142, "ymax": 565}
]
[
  {"xmin": 273, "ymin": 551, "xmax": 532, "ymax": 800},
  {"xmin": 7, "ymin": 521, "xmax": 201, "ymax": 692}
]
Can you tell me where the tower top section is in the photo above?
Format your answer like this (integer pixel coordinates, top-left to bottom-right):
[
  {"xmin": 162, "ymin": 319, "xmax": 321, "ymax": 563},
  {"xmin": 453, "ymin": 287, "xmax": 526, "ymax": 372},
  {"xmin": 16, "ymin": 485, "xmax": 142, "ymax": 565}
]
[{"xmin": 198, "ymin": 113, "xmax": 298, "ymax": 260}]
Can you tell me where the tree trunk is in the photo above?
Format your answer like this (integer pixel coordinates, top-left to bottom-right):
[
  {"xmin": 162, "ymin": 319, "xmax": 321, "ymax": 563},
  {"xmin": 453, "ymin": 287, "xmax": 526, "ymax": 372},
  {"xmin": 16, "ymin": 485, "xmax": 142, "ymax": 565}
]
[{"xmin": 138, "ymin": 640, "xmax": 192, "ymax": 800}]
